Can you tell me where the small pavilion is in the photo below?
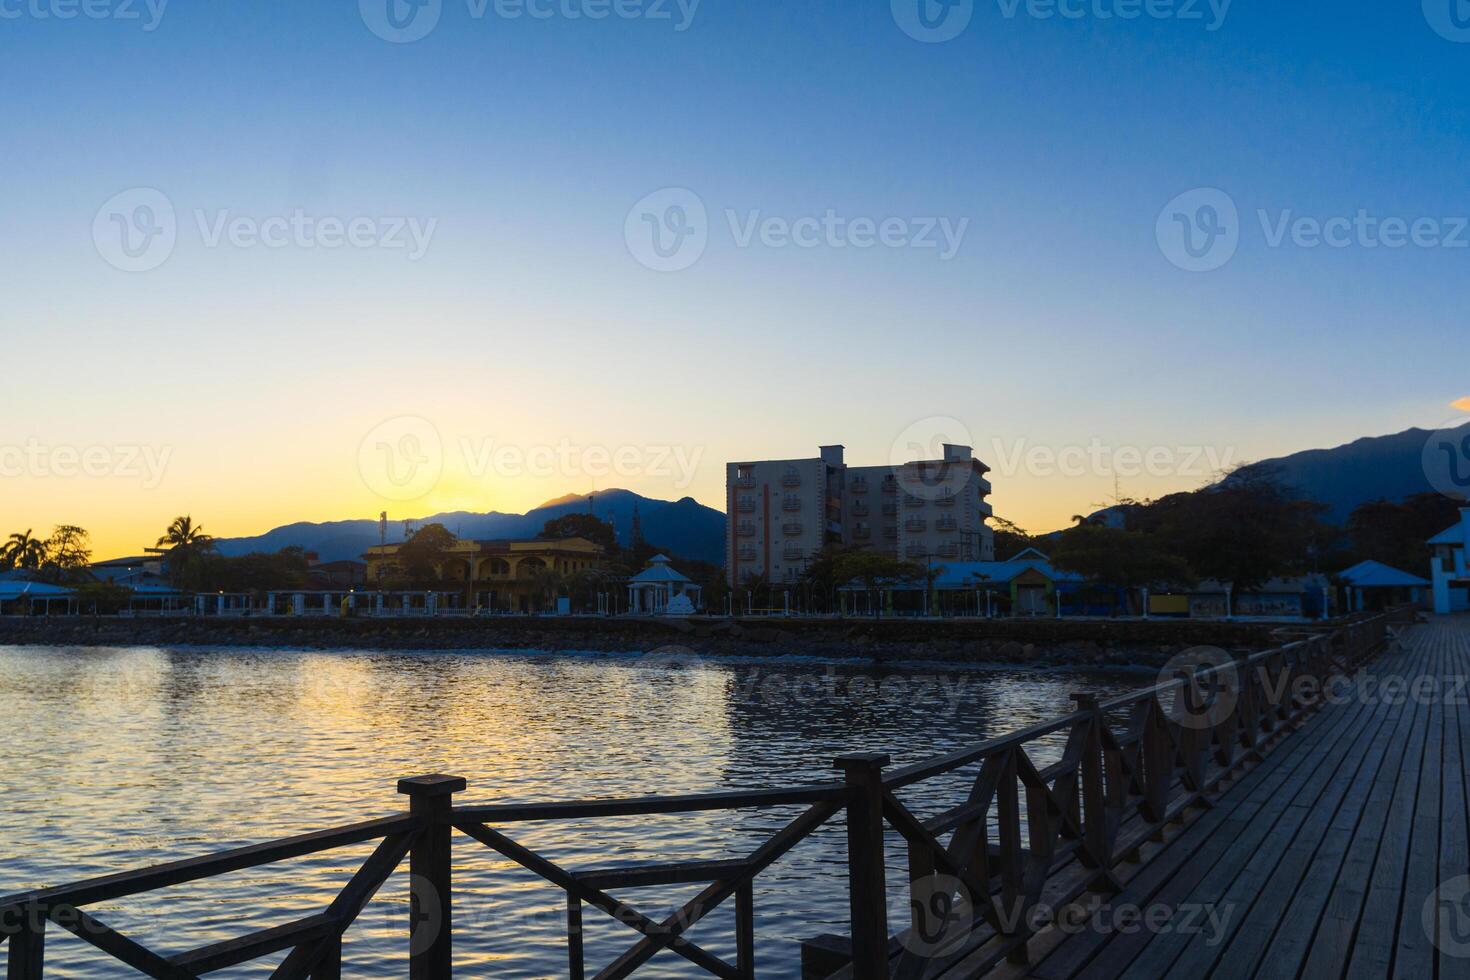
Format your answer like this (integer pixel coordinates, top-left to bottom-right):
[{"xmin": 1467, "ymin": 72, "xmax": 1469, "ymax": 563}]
[{"xmin": 627, "ymin": 555, "xmax": 702, "ymax": 615}]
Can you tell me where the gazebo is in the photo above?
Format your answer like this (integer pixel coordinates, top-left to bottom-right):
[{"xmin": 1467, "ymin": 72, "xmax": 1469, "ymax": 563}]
[
  {"xmin": 627, "ymin": 555, "xmax": 702, "ymax": 615},
  {"xmin": 1338, "ymin": 560, "xmax": 1430, "ymax": 612}
]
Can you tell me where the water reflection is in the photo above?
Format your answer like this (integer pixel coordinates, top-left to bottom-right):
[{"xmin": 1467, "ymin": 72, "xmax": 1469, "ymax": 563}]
[{"xmin": 0, "ymin": 645, "xmax": 1142, "ymax": 979}]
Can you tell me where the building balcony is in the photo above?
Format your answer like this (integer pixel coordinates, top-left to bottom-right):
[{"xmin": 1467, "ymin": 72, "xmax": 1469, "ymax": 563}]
[
  {"xmin": 904, "ymin": 495, "xmax": 925, "ymax": 509},
  {"xmin": 850, "ymin": 477, "xmax": 869, "ymax": 493},
  {"xmin": 736, "ymin": 547, "xmax": 757, "ymax": 562},
  {"xmin": 783, "ymin": 546, "xmax": 804, "ymax": 560},
  {"xmin": 905, "ymin": 544, "xmax": 927, "ymax": 558},
  {"xmin": 884, "ymin": 527, "xmax": 899, "ymax": 540},
  {"xmin": 905, "ymin": 518, "xmax": 927, "ymax": 532},
  {"xmin": 936, "ymin": 517, "xmax": 958, "ymax": 531},
  {"xmin": 937, "ymin": 543, "xmax": 961, "ymax": 558},
  {"xmin": 736, "ymin": 498, "xmax": 756, "ymax": 513},
  {"xmin": 782, "ymin": 522, "xmax": 804, "ymax": 535},
  {"xmin": 935, "ymin": 493, "xmax": 956, "ymax": 507},
  {"xmin": 735, "ymin": 476, "xmax": 755, "ymax": 489},
  {"xmin": 782, "ymin": 499, "xmax": 802, "ymax": 512},
  {"xmin": 881, "ymin": 502, "xmax": 898, "ymax": 516},
  {"xmin": 782, "ymin": 472, "xmax": 802, "ymax": 487},
  {"xmin": 736, "ymin": 524, "xmax": 756, "ymax": 538},
  {"xmin": 881, "ymin": 478, "xmax": 898, "ymax": 493},
  {"xmin": 851, "ymin": 503, "xmax": 870, "ymax": 517}
]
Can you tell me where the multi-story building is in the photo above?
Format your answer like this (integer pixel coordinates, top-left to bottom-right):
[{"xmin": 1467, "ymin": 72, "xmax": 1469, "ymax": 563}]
[
  {"xmin": 726, "ymin": 442, "xmax": 994, "ymax": 587},
  {"xmin": 364, "ymin": 537, "xmax": 606, "ymax": 612},
  {"xmin": 1430, "ymin": 508, "xmax": 1470, "ymax": 614},
  {"xmin": 727, "ymin": 446, "xmax": 846, "ymax": 587}
]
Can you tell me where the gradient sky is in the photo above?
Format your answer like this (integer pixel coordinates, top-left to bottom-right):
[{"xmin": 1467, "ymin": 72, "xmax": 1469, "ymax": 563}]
[{"xmin": 3, "ymin": 0, "xmax": 1468, "ymax": 559}]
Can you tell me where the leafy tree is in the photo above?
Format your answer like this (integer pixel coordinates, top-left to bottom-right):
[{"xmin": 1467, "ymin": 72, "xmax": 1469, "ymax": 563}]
[
  {"xmin": 41, "ymin": 525, "xmax": 92, "ymax": 583},
  {"xmin": 832, "ymin": 550, "xmax": 924, "ymax": 618},
  {"xmin": 1345, "ymin": 493, "xmax": 1463, "ymax": 574},
  {"xmin": 1133, "ymin": 468, "xmax": 1330, "ymax": 612},
  {"xmin": 396, "ymin": 523, "xmax": 457, "ymax": 587},
  {"xmin": 539, "ymin": 514, "xmax": 616, "ymax": 551},
  {"xmin": 989, "ymin": 516, "xmax": 1035, "ymax": 561},
  {"xmin": 1, "ymin": 530, "xmax": 47, "ymax": 571},
  {"xmin": 1050, "ymin": 524, "xmax": 1194, "ymax": 614}
]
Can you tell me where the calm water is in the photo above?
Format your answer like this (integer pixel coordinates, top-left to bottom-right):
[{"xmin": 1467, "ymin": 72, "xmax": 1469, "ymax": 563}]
[{"xmin": 0, "ymin": 645, "xmax": 1143, "ymax": 978}]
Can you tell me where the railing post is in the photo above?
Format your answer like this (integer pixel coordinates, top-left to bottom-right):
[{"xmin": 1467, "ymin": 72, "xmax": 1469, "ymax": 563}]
[
  {"xmin": 7, "ymin": 907, "xmax": 45, "ymax": 980},
  {"xmin": 398, "ymin": 774, "xmax": 466, "ymax": 980},
  {"xmin": 1073, "ymin": 695, "xmax": 1112, "ymax": 873},
  {"xmin": 835, "ymin": 752, "xmax": 891, "ymax": 980}
]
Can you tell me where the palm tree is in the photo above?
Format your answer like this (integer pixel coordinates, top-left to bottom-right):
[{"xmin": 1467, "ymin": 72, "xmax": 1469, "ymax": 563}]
[
  {"xmin": 157, "ymin": 516, "xmax": 215, "ymax": 587},
  {"xmin": 1, "ymin": 530, "xmax": 47, "ymax": 571},
  {"xmin": 157, "ymin": 515, "xmax": 212, "ymax": 552}
]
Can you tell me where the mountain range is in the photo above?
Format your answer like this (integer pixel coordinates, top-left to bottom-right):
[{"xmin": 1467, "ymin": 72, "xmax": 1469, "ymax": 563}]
[
  {"xmin": 214, "ymin": 489, "xmax": 726, "ymax": 564},
  {"xmin": 1229, "ymin": 420, "xmax": 1470, "ymax": 522}
]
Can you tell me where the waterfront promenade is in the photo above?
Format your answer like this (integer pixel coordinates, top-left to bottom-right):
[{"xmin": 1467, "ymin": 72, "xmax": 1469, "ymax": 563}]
[{"xmin": 974, "ymin": 615, "xmax": 1470, "ymax": 980}]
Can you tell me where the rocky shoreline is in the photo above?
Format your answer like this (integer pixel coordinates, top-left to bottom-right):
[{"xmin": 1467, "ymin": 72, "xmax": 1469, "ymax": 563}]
[{"xmin": 0, "ymin": 615, "xmax": 1300, "ymax": 669}]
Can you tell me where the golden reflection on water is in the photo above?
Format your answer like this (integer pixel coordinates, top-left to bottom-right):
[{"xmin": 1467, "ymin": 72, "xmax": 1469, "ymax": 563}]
[{"xmin": 0, "ymin": 645, "xmax": 1140, "ymax": 979}]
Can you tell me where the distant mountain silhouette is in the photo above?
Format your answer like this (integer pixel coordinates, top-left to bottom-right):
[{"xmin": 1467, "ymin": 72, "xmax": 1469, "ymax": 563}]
[
  {"xmin": 1227, "ymin": 421, "xmax": 1470, "ymax": 522},
  {"xmin": 214, "ymin": 489, "xmax": 726, "ymax": 563}
]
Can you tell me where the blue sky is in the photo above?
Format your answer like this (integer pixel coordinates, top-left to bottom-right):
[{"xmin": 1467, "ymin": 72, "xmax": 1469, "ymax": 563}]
[{"xmin": 3, "ymin": 0, "xmax": 1468, "ymax": 554}]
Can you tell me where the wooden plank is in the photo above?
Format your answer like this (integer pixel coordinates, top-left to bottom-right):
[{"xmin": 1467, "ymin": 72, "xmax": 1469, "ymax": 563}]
[
  {"xmin": 1110, "ymin": 665, "xmax": 1396, "ymax": 980},
  {"xmin": 1015, "ymin": 669, "xmax": 1372, "ymax": 980},
  {"xmin": 1343, "ymin": 635, "xmax": 1438, "ymax": 980},
  {"xmin": 1394, "ymin": 632, "xmax": 1447, "ymax": 979},
  {"xmin": 1161, "ymin": 643, "xmax": 1409, "ymax": 980},
  {"xmin": 1439, "ymin": 624, "xmax": 1470, "ymax": 980},
  {"xmin": 1218, "ymin": 634, "xmax": 1421, "ymax": 980}
]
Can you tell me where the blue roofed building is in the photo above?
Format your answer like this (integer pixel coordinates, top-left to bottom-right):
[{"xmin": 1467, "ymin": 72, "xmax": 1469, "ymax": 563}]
[{"xmin": 1430, "ymin": 508, "xmax": 1470, "ymax": 615}]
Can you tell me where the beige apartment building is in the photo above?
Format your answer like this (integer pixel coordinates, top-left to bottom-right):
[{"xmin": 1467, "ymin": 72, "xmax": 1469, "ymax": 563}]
[{"xmin": 726, "ymin": 443, "xmax": 994, "ymax": 587}]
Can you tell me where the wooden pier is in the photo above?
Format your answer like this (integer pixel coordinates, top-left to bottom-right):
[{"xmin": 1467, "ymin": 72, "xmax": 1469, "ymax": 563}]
[{"xmin": 3, "ymin": 611, "xmax": 1448, "ymax": 979}]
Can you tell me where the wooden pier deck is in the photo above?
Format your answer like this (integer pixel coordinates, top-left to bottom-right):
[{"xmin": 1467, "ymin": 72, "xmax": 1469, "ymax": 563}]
[{"xmin": 977, "ymin": 616, "xmax": 1470, "ymax": 980}]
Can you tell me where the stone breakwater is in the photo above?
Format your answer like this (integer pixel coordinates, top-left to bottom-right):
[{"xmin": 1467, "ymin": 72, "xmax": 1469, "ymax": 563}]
[{"xmin": 0, "ymin": 616, "xmax": 1292, "ymax": 668}]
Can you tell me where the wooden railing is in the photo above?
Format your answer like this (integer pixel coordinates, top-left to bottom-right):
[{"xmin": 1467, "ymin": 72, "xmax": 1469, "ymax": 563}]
[{"xmin": 0, "ymin": 615, "xmax": 1395, "ymax": 980}]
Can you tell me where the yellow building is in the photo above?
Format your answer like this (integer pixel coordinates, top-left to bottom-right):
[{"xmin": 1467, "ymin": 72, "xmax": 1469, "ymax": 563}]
[{"xmin": 363, "ymin": 537, "xmax": 608, "ymax": 612}]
